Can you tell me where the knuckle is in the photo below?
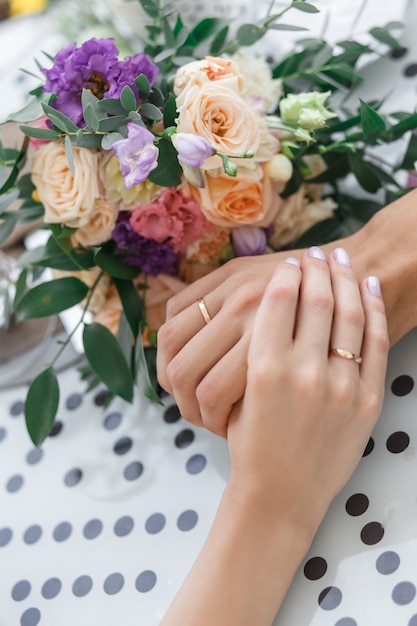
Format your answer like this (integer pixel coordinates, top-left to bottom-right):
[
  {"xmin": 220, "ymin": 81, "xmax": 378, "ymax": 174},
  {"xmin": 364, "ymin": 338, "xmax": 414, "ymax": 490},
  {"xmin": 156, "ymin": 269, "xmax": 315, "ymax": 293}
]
[
  {"xmin": 165, "ymin": 293, "xmax": 182, "ymax": 319},
  {"xmin": 343, "ymin": 304, "xmax": 365, "ymax": 330},
  {"xmin": 330, "ymin": 376, "xmax": 356, "ymax": 406},
  {"xmin": 305, "ymin": 289, "xmax": 333, "ymax": 316},
  {"xmin": 369, "ymin": 327, "xmax": 390, "ymax": 354},
  {"xmin": 165, "ymin": 353, "xmax": 189, "ymax": 389}
]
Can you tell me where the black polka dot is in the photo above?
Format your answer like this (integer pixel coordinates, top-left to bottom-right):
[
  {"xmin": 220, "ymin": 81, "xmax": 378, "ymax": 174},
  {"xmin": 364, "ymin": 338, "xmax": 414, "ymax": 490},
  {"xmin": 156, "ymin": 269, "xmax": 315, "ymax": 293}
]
[
  {"xmin": 361, "ymin": 521, "xmax": 384, "ymax": 545},
  {"xmin": 135, "ymin": 570, "xmax": 157, "ymax": 593},
  {"xmin": 41, "ymin": 578, "xmax": 61, "ymax": 599},
  {"xmin": 94, "ymin": 389, "xmax": 109, "ymax": 406},
  {"xmin": 304, "ymin": 556, "xmax": 327, "ymax": 580},
  {"xmin": 103, "ymin": 572, "xmax": 124, "ymax": 595},
  {"xmin": 177, "ymin": 510, "xmax": 198, "ymax": 531},
  {"xmin": 409, "ymin": 615, "xmax": 417, "ymax": 626},
  {"xmin": 363, "ymin": 437, "xmax": 374, "ymax": 457},
  {"xmin": 7, "ymin": 474, "xmax": 24, "ymax": 493},
  {"xmin": 124, "ymin": 461, "xmax": 144, "ymax": 481},
  {"xmin": 335, "ymin": 619, "xmax": 357, "ymax": 626},
  {"xmin": 12, "ymin": 580, "xmax": 31, "ymax": 601},
  {"xmin": 391, "ymin": 375, "xmax": 414, "ymax": 396},
  {"xmin": 83, "ymin": 519, "xmax": 103, "ymax": 540},
  {"xmin": 53, "ymin": 522, "xmax": 72, "ymax": 542},
  {"xmin": 404, "ymin": 63, "xmax": 417, "ymax": 77},
  {"xmin": 23, "ymin": 525, "xmax": 42, "ymax": 545},
  {"xmin": 186, "ymin": 454, "xmax": 207, "ymax": 474},
  {"xmin": 114, "ymin": 516, "xmax": 134, "ymax": 537},
  {"xmin": 72, "ymin": 575, "xmax": 93, "ymax": 597},
  {"xmin": 175, "ymin": 429, "xmax": 195, "ymax": 448},
  {"xmin": 104, "ymin": 412, "xmax": 122, "ymax": 430},
  {"xmin": 0, "ymin": 527, "xmax": 12, "ymax": 546},
  {"xmin": 345, "ymin": 493, "xmax": 369, "ymax": 516},
  {"xmin": 164, "ymin": 405, "xmax": 181, "ymax": 423},
  {"xmin": 20, "ymin": 608, "xmax": 41, "ymax": 626},
  {"xmin": 10, "ymin": 400, "xmax": 24, "ymax": 417},
  {"xmin": 0, "ymin": 427, "xmax": 6, "ymax": 442},
  {"xmin": 386, "ymin": 431, "xmax": 410, "ymax": 453},
  {"xmin": 318, "ymin": 586, "xmax": 342, "ymax": 610},
  {"xmin": 114, "ymin": 436, "xmax": 133, "ymax": 455},
  {"xmin": 65, "ymin": 393, "xmax": 82, "ymax": 410},
  {"xmin": 64, "ymin": 468, "xmax": 83, "ymax": 487},
  {"xmin": 145, "ymin": 513, "xmax": 166, "ymax": 535},
  {"xmin": 48, "ymin": 421, "xmax": 63, "ymax": 437},
  {"xmin": 392, "ymin": 581, "xmax": 416, "ymax": 605},
  {"xmin": 391, "ymin": 46, "xmax": 408, "ymax": 59},
  {"xmin": 26, "ymin": 448, "xmax": 43, "ymax": 465},
  {"xmin": 376, "ymin": 551, "xmax": 400, "ymax": 575}
]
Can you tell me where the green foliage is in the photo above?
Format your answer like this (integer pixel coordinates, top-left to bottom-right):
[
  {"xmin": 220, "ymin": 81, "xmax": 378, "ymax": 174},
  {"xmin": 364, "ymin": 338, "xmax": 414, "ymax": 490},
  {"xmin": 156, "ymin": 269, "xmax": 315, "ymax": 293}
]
[{"xmin": 25, "ymin": 367, "xmax": 59, "ymax": 446}]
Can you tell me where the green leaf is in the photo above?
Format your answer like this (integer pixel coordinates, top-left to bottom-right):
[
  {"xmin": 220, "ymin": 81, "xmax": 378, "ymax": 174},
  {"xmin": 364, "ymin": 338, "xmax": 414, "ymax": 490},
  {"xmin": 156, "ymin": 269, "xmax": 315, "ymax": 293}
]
[
  {"xmin": 135, "ymin": 332, "xmax": 163, "ymax": 405},
  {"xmin": 369, "ymin": 26, "xmax": 402, "ymax": 49},
  {"xmin": 83, "ymin": 102, "xmax": 100, "ymax": 131},
  {"xmin": 13, "ymin": 267, "xmax": 28, "ymax": 307},
  {"xmin": 96, "ymin": 98, "xmax": 127, "ymax": 116},
  {"xmin": 19, "ymin": 126, "xmax": 61, "ymax": 141},
  {"xmin": 141, "ymin": 102, "xmax": 162, "ymax": 121},
  {"xmin": 114, "ymin": 278, "xmax": 145, "ymax": 338},
  {"xmin": 120, "ymin": 85, "xmax": 138, "ymax": 112},
  {"xmin": 42, "ymin": 103, "xmax": 79, "ymax": 133},
  {"xmin": 135, "ymin": 73, "xmax": 151, "ymax": 98},
  {"xmin": 0, "ymin": 217, "xmax": 16, "ymax": 244},
  {"xmin": 139, "ymin": 0, "xmax": 159, "ymax": 18},
  {"xmin": 360, "ymin": 99, "xmax": 386, "ymax": 143},
  {"xmin": 348, "ymin": 153, "xmax": 382, "ymax": 193},
  {"xmin": 269, "ymin": 23, "xmax": 309, "ymax": 31},
  {"xmin": 292, "ymin": 1, "xmax": 320, "ymax": 12},
  {"xmin": 388, "ymin": 113, "xmax": 417, "ymax": 140},
  {"xmin": 15, "ymin": 277, "xmax": 89, "ymax": 320},
  {"xmin": 94, "ymin": 247, "xmax": 140, "ymax": 279},
  {"xmin": 190, "ymin": 17, "xmax": 219, "ymax": 43},
  {"xmin": 237, "ymin": 23, "xmax": 265, "ymax": 46},
  {"xmin": 83, "ymin": 323, "xmax": 134, "ymax": 403},
  {"xmin": 72, "ymin": 133, "xmax": 103, "ymax": 149},
  {"xmin": 209, "ymin": 24, "xmax": 229, "ymax": 55},
  {"xmin": 163, "ymin": 93, "xmax": 177, "ymax": 128},
  {"xmin": 294, "ymin": 217, "xmax": 348, "ymax": 248},
  {"xmin": 101, "ymin": 132, "xmax": 125, "ymax": 150},
  {"xmin": 128, "ymin": 111, "xmax": 145, "ymax": 126},
  {"xmin": 25, "ymin": 367, "xmax": 59, "ymax": 446},
  {"xmin": 64, "ymin": 135, "xmax": 75, "ymax": 177},
  {"xmin": 6, "ymin": 97, "xmax": 44, "ymax": 123},
  {"xmin": 149, "ymin": 138, "xmax": 182, "ymax": 186},
  {"xmin": 97, "ymin": 115, "xmax": 127, "ymax": 133},
  {"xmin": 81, "ymin": 88, "xmax": 99, "ymax": 111},
  {"xmin": 399, "ymin": 132, "xmax": 417, "ymax": 170}
]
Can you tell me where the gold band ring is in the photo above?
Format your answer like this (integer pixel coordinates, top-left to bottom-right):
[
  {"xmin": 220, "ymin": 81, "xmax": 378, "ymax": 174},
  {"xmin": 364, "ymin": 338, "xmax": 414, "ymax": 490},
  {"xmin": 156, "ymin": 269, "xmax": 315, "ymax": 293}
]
[
  {"xmin": 197, "ymin": 297, "xmax": 212, "ymax": 325},
  {"xmin": 330, "ymin": 348, "xmax": 362, "ymax": 364}
]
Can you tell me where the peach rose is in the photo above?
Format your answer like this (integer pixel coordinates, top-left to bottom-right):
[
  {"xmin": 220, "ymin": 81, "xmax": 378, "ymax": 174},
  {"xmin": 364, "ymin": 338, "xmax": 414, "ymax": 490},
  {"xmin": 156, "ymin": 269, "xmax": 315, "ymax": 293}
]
[
  {"xmin": 269, "ymin": 185, "xmax": 336, "ymax": 249},
  {"xmin": 185, "ymin": 167, "xmax": 280, "ymax": 228},
  {"xmin": 176, "ymin": 82, "xmax": 260, "ymax": 170},
  {"xmin": 186, "ymin": 226, "xmax": 231, "ymax": 265},
  {"xmin": 174, "ymin": 56, "xmax": 243, "ymax": 97},
  {"xmin": 31, "ymin": 141, "xmax": 100, "ymax": 227},
  {"xmin": 72, "ymin": 198, "xmax": 119, "ymax": 248}
]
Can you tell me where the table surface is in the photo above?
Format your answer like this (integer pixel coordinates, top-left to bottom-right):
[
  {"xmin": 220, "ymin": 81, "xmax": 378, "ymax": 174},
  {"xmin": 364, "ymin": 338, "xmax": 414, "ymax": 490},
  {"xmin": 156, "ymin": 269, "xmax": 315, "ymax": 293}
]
[{"xmin": 2, "ymin": 2, "xmax": 417, "ymax": 625}]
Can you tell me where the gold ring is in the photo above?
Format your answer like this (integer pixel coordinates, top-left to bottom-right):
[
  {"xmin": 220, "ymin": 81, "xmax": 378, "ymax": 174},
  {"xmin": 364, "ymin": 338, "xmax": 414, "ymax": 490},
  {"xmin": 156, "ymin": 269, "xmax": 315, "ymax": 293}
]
[
  {"xmin": 197, "ymin": 297, "xmax": 211, "ymax": 325},
  {"xmin": 330, "ymin": 348, "xmax": 362, "ymax": 364}
]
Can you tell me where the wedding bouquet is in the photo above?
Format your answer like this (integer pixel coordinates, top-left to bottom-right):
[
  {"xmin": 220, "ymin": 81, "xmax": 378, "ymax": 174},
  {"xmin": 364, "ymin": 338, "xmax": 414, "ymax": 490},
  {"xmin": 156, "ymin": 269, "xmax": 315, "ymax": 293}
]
[{"xmin": 1, "ymin": 0, "xmax": 416, "ymax": 445}]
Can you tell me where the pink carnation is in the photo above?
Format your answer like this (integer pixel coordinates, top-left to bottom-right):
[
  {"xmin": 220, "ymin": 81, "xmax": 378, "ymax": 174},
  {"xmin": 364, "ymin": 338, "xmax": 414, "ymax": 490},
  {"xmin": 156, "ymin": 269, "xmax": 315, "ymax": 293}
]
[{"xmin": 129, "ymin": 188, "xmax": 209, "ymax": 253}]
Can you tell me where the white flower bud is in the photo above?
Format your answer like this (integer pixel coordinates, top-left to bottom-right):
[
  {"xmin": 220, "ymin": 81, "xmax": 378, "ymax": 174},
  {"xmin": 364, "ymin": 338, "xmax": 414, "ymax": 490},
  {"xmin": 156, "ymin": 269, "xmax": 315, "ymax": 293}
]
[{"xmin": 265, "ymin": 153, "xmax": 293, "ymax": 182}]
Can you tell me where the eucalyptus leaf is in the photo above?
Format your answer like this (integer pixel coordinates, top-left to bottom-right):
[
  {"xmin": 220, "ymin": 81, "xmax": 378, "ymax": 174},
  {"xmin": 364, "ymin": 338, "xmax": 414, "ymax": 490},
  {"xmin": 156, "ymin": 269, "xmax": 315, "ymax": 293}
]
[
  {"xmin": 292, "ymin": 1, "xmax": 320, "ymax": 13},
  {"xmin": 0, "ymin": 189, "xmax": 19, "ymax": 212},
  {"xmin": 135, "ymin": 74, "xmax": 151, "ymax": 98},
  {"xmin": 81, "ymin": 88, "xmax": 99, "ymax": 110},
  {"xmin": 6, "ymin": 97, "xmax": 43, "ymax": 123},
  {"xmin": 42, "ymin": 103, "xmax": 79, "ymax": 133},
  {"xmin": 83, "ymin": 102, "xmax": 100, "ymax": 131},
  {"xmin": 237, "ymin": 24, "xmax": 264, "ymax": 46},
  {"xmin": 120, "ymin": 85, "xmax": 138, "ymax": 113},
  {"xmin": 15, "ymin": 277, "xmax": 89, "ymax": 320},
  {"xmin": 98, "ymin": 115, "xmax": 127, "ymax": 133},
  {"xmin": 72, "ymin": 133, "xmax": 103, "ymax": 149},
  {"xmin": 0, "ymin": 217, "xmax": 16, "ymax": 244},
  {"xmin": 25, "ymin": 367, "xmax": 59, "ymax": 446},
  {"xmin": 19, "ymin": 126, "xmax": 61, "ymax": 141},
  {"xmin": 101, "ymin": 132, "xmax": 125, "ymax": 150},
  {"xmin": 141, "ymin": 102, "xmax": 163, "ymax": 121},
  {"xmin": 369, "ymin": 26, "xmax": 402, "ymax": 49},
  {"xmin": 83, "ymin": 323, "xmax": 134, "ymax": 403},
  {"xmin": 13, "ymin": 267, "xmax": 28, "ymax": 307},
  {"xmin": 64, "ymin": 135, "xmax": 75, "ymax": 177},
  {"xmin": 269, "ymin": 23, "xmax": 309, "ymax": 31},
  {"xmin": 96, "ymin": 98, "xmax": 127, "ymax": 116},
  {"xmin": 139, "ymin": 0, "xmax": 159, "ymax": 18}
]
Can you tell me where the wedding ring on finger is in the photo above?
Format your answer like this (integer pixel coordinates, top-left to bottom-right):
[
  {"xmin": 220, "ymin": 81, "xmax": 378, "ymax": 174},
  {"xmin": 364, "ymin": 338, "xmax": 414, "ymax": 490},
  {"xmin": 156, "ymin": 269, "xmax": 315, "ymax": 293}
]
[
  {"xmin": 329, "ymin": 348, "xmax": 362, "ymax": 364},
  {"xmin": 197, "ymin": 297, "xmax": 212, "ymax": 325}
]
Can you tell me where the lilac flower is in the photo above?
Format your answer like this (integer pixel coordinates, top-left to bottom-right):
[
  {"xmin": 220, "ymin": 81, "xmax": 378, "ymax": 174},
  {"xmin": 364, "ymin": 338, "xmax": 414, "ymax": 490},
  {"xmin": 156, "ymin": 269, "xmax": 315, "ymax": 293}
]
[
  {"xmin": 112, "ymin": 213, "xmax": 177, "ymax": 276},
  {"xmin": 172, "ymin": 133, "xmax": 214, "ymax": 167},
  {"xmin": 43, "ymin": 38, "xmax": 121, "ymax": 126},
  {"xmin": 112, "ymin": 123, "xmax": 159, "ymax": 189},
  {"xmin": 232, "ymin": 226, "xmax": 267, "ymax": 256},
  {"xmin": 108, "ymin": 53, "xmax": 159, "ymax": 102}
]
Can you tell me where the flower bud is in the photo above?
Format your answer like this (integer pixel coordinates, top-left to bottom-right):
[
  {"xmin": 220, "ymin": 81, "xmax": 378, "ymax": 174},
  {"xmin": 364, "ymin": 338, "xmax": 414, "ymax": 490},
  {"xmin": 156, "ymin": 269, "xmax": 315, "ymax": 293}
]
[
  {"xmin": 172, "ymin": 132, "xmax": 214, "ymax": 168},
  {"xmin": 232, "ymin": 226, "xmax": 267, "ymax": 256},
  {"xmin": 224, "ymin": 159, "xmax": 237, "ymax": 177},
  {"xmin": 265, "ymin": 153, "xmax": 293, "ymax": 182}
]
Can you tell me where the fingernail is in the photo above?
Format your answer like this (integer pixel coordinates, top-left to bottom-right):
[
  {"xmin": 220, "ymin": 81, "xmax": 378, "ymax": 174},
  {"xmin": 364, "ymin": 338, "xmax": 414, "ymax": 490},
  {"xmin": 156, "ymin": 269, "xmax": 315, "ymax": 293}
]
[
  {"xmin": 333, "ymin": 247, "xmax": 351, "ymax": 267},
  {"xmin": 285, "ymin": 256, "xmax": 300, "ymax": 267},
  {"xmin": 309, "ymin": 246, "xmax": 326, "ymax": 260},
  {"xmin": 367, "ymin": 276, "xmax": 381, "ymax": 297}
]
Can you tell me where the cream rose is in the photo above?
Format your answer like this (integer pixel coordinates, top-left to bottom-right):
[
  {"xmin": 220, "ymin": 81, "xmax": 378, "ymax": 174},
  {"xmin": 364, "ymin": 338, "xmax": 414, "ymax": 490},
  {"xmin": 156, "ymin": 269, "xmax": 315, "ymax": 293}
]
[
  {"xmin": 72, "ymin": 198, "xmax": 119, "ymax": 248},
  {"xmin": 186, "ymin": 167, "xmax": 280, "ymax": 228},
  {"xmin": 269, "ymin": 185, "xmax": 336, "ymax": 249},
  {"xmin": 31, "ymin": 141, "xmax": 100, "ymax": 227},
  {"xmin": 174, "ymin": 56, "xmax": 243, "ymax": 97},
  {"xmin": 176, "ymin": 82, "xmax": 260, "ymax": 169},
  {"xmin": 101, "ymin": 154, "xmax": 162, "ymax": 210}
]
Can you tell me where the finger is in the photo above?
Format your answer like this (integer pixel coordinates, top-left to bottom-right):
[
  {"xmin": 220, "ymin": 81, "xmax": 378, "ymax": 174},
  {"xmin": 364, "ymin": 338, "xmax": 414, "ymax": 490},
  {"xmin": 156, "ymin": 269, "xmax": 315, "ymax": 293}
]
[
  {"xmin": 249, "ymin": 258, "xmax": 302, "ymax": 362},
  {"xmin": 328, "ymin": 247, "xmax": 365, "ymax": 364},
  {"xmin": 358, "ymin": 276, "xmax": 389, "ymax": 392},
  {"xmin": 293, "ymin": 247, "xmax": 333, "ymax": 360}
]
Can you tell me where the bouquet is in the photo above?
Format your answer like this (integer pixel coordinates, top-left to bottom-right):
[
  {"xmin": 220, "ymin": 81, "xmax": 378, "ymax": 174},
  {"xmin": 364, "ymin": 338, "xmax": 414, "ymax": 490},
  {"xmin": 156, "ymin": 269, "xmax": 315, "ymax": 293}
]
[{"xmin": 1, "ymin": 0, "xmax": 416, "ymax": 446}]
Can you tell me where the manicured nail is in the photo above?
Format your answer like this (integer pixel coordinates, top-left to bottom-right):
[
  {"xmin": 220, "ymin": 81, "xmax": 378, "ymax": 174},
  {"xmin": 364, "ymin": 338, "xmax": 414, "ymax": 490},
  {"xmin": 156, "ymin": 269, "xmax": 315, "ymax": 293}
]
[
  {"xmin": 285, "ymin": 256, "xmax": 300, "ymax": 267},
  {"xmin": 367, "ymin": 276, "xmax": 381, "ymax": 297},
  {"xmin": 309, "ymin": 246, "xmax": 326, "ymax": 260},
  {"xmin": 333, "ymin": 247, "xmax": 351, "ymax": 267}
]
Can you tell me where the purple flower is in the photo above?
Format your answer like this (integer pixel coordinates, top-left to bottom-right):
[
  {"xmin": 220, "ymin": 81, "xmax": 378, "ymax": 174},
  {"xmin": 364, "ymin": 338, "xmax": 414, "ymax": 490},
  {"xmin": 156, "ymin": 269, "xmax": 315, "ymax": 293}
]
[
  {"xmin": 232, "ymin": 226, "xmax": 267, "ymax": 256},
  {"xmin": 112, "ymin": 213, "xmax": 177, "ymax": 275},
  {"xmin": 108, "ymin": 53, "xmax": 159, "ymax": 101},
  {"xmin": 172, "ymin": 133, "xmax": 214, "ymax": 167},
  {"xmin": 43, "ymin": 38, "xmax": 121, "ymax": 126},
  {"xmin": 112, "ymin": 123, "xmax": 158, "ymax": 189}
]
